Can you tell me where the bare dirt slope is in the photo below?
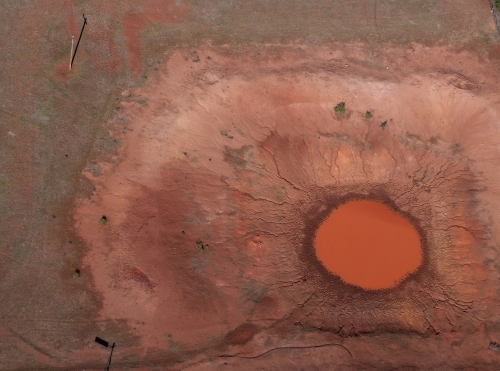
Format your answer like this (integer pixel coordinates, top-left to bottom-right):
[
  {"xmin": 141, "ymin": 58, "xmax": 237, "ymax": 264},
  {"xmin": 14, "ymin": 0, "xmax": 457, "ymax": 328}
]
[
  {"xmin": 74, "ymin": 44, "xmax": 500, "ymax": 370},
  {"xmin": 1, "ymin": 1, "xmax": 500, "ymax": 370}
]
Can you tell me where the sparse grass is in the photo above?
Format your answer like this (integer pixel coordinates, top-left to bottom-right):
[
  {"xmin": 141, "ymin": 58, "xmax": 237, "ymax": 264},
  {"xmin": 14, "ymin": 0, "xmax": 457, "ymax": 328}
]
[
  {"xmin": 99, "ymin": 216, "xmax": 107, "ymax": 225},
  {"xmin": 334, "ymin": 102, "xmax": 346, "ymax": 114},
  {"xmin": 136, "ymin": 74, "xmax": 149, "ymax": 86},
  {"xmin": 364, "ymin": 111, "xmax": 373, "ymax": 119},
  {"xmin": 481, "ymin": 31, "xmax": 493, "ymax": 45},
  {"xmin": 137, "ymin": 99, "xmax": 147, "ymax": 105},
  {"xmin": 223, "ymin": 145, "xmax": 252, "ymax": 168},
  {"xmin": 451, "ymin": 142, "xmax": 463, "ymax": 155},
  {"xmin": 380, "ymin": 121, "xmax": 387, "ymax": 130}
]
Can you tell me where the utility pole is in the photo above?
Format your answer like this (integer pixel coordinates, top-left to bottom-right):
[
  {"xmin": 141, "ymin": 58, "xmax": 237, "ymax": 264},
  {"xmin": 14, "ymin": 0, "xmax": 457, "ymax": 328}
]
[
  {"xmin": 104, "ymin": 342, "xmax": 116, "ymax": 371},
  {"xmin": 95, "ymin": 337, "xmax": 115, "ymax": 371},
  {"xmin": 69, "ymin": 35, "xmax": 74, "ymax": 70},
  {"xmin": 70, "ymin": 14, "xmax": 88, "ymax": 69}
]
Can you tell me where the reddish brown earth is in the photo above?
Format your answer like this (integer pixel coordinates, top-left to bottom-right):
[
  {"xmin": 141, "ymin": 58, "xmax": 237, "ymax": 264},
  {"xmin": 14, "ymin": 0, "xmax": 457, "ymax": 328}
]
[
  {"xmin": 1, "ymin": 1, "xmax": 500, "ymax": 370},
  {"xmin": 314, "ymin": 200, "xmax": 422, "ymax": 290},
  {"xmin": 73, "ymin": 44, "xmax": 500, "ymax": 369},
  {"xmin": 122, "ymin": 1, "xmax": 189, "ymax": 77}
]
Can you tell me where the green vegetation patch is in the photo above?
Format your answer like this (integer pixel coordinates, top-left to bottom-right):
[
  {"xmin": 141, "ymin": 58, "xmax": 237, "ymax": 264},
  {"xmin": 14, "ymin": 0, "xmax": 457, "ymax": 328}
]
[
  {"xmin": 223, "ymin": 145, "xmax": 253, "ymax": 168},
  {"xmin": 334, "ymin": 102, "xmax": 346, "ymax": 114},
  {"xmin": 195, "ymin": 239, "xmax": 206, "ymax": 252}
]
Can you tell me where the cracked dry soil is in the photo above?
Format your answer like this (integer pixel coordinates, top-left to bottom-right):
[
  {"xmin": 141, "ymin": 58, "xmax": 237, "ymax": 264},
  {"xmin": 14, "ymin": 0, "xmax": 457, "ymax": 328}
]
[{"xmin": 74, "ymin": 44, "xmax": 500, "ymax": 369}]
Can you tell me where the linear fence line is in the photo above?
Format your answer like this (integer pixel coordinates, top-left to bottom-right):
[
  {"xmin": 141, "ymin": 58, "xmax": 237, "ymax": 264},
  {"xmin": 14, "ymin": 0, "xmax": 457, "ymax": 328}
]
[{"xmin": 490, "ymin": 1, "xmax": 500, "ymax": 36}]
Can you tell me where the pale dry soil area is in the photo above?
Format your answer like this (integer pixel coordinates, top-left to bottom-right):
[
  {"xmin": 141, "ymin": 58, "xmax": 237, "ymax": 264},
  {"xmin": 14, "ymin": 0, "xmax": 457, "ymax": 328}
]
[{"xmin": 73, "ymin": 44, "xmax": 500, "ymax": 369}]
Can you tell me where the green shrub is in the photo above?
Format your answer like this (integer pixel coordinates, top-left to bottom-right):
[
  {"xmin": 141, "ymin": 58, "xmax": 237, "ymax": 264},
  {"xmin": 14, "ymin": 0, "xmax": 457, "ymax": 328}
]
[
  {"xmin": 334, "ymin": 102, "xmax": 346, "ymax": 114},
  {"xmin": 364, "ymin": 111, "xmax": 373, "ymax": 119},
  {"xmin": 196, "ymin": 239, "xmax": 205, "ymax": 251},
  {"xmin": 380, "ymin": 121, "xmax": 387, "ymax": 130}
]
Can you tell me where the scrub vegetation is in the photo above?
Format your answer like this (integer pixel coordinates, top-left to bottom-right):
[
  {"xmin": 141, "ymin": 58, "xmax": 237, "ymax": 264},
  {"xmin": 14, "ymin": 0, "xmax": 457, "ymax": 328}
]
[{"xmin": 334, "ymin": 102, "xmax": 346, "ymax": 114}]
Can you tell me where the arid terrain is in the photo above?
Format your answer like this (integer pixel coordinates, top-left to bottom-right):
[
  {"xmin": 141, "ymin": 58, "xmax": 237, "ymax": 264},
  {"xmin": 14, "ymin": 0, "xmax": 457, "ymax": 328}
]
[{"xmin": 1, "ymin": 1, "xmax": 500, "ymax": 370}]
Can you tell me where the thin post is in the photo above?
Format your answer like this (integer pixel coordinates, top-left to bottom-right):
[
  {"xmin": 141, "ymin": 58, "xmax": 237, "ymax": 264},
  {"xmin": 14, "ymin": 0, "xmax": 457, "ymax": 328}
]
[
  {"xmin": 104, "ymin": 342, "xmax": 115, "ymax": 371},
  {"xmin": 70, "ymin": 14, "xmax": 88, "ymax": 69},
  {"xmin": 69, "ymin": 35, "xmax": 74, "ymax": 70}
]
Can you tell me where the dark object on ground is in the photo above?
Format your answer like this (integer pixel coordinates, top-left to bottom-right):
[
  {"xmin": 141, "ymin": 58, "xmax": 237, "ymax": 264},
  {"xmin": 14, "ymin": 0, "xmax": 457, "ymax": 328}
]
[
  {"xmin": 489, "ymin": 341, "xmax": 500, "ymax": 350},
  {"xmin": 95, "ymin": 336, "xmax": 109, "ymax": 347}
]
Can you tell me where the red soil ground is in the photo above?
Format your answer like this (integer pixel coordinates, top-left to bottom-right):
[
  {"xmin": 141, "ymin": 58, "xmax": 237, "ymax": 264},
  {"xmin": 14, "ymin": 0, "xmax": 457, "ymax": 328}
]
[
  {"xmin": 73, "ymin": 43, "xmax": 500, "ymax": 369},
  {"xmin": 122, "ymin": 1, "xmax": 189, "ymax": 77},
  {"xmin": 1, "ymin": 1, "xmax": 500, "ymax": 370},
  {"xmin": 314, "ymin": 200, "xmax": 422, "ymax": 290}
]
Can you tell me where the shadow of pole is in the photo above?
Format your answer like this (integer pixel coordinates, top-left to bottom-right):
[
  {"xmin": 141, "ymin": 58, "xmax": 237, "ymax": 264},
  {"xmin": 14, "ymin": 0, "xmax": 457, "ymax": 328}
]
[{"xmin": 104, "ymin": 342, "xmax": 115, "ymax": 371}]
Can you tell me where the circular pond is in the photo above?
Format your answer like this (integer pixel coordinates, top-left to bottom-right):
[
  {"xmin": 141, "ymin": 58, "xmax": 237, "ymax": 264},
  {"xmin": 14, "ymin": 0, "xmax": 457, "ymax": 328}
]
[{"xmin": 314, "ymin": 200, "xmax": 422, "ymax": 290}]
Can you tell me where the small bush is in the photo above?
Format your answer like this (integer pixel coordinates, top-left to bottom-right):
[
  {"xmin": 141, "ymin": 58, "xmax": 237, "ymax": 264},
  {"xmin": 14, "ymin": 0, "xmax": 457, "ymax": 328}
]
[
  {"xmin": 334, "ymin": 102, "xmax": 346, "ymax": 114},
  {"xmin": 364, "ymin": 111, "xmax": 373, "ymax": 119},
  {"xmin": 496, "ymin": 0, "xmax": 500, "ymax": 11},
  {"xmin": 72, "ymin": 269, "xmax": 80, "ymax": 278},
  {"xmin": 380, "ymin": 121, "xmax": 387, "ymax": 130},
  {"xmin": 99, "ymin": 216, "xmax": 107, "ymax": 225}
]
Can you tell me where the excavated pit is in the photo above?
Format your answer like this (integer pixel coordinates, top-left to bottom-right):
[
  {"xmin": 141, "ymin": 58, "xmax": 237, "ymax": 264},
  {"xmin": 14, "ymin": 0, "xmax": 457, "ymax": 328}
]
[{"xmin": 73, "ymin": 44, "xmax": 500, "ymax": 367}]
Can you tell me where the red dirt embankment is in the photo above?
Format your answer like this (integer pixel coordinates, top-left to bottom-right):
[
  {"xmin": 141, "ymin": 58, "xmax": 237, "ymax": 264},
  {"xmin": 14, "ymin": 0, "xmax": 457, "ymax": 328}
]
[{"xmin": 73, "ymin": 44, "xmax": 500, "ymax": 369}]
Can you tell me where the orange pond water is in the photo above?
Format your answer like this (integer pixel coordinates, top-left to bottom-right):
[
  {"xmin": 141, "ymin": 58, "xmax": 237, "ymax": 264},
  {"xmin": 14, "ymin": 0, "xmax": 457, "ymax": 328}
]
[{"xmin": 314, "ymin": 200, "xmax": 423, "ymax": 290}]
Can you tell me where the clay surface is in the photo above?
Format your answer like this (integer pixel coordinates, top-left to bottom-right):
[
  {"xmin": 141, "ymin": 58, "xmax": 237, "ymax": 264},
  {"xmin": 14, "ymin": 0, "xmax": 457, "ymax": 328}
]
[
  {"xmin": 73, "ymin": 44, "xmax": 500, "ymax": 369},
  {"xmin": 1, "ymin": 1, "xmax": 500, "ymax": 370}
]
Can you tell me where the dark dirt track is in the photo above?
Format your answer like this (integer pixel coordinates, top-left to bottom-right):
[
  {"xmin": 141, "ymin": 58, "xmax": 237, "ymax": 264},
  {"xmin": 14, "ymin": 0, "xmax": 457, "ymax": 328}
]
[{"xmin": 1, "ymin": 1, "xmax": 500, "ymax": 370}]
